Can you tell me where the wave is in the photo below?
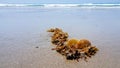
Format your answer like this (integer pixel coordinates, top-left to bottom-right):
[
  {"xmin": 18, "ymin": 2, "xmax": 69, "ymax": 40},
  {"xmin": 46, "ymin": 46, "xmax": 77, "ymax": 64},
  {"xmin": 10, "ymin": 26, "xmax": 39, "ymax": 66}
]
[{"xmin": 0, "ymin": 4, "xmax": 120, "ymax": 8}]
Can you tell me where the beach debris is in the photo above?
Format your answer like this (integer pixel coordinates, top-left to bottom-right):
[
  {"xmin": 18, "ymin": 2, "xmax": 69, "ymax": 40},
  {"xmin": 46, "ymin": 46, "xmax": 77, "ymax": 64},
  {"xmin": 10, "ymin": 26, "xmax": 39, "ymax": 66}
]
[
  {"xmin": 47, "ymin": 28, "xmax": 68, "ymax": 46},
  {"xmin": 47, "ymin": 28, "xmax": 99, "ymax": 62},
  {"xmin": 35, "ymin": 46, "xmax": 39, "ymax": 48}
]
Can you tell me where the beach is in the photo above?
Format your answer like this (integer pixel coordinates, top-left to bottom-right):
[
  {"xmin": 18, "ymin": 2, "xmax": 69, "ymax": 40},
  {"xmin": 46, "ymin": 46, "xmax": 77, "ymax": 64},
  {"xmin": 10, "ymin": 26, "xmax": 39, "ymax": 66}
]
[{"xmin": 0, "ymin": 7, "xmax": 120, "ymax": 68}]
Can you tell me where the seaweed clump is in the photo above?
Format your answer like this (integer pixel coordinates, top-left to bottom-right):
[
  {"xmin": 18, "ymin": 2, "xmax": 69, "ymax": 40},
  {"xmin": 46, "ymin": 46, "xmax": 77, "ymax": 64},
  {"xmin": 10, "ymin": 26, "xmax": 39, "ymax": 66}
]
[
  {"xmin": 47, "ymin": 28, "xmax": 99, "ymax": 62},
  {"xmin": 47, "ymin": 28, "xmax": 68, "ymax": 46}
]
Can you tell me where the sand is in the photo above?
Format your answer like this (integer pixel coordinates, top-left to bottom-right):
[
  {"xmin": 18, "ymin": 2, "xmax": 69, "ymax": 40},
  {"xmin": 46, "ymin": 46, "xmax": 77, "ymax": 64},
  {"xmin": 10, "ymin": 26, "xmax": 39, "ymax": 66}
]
[{"xmin": 0, "ymin": 7, "xmax": 120, "ymax": 68}]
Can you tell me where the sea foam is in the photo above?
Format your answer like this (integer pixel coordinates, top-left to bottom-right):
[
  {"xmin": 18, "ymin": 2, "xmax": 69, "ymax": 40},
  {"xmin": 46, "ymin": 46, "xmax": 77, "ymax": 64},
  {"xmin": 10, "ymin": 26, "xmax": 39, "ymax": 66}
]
[{"xmin": 0, "ymin": 4, "xmax": 120, "ymax": 8}]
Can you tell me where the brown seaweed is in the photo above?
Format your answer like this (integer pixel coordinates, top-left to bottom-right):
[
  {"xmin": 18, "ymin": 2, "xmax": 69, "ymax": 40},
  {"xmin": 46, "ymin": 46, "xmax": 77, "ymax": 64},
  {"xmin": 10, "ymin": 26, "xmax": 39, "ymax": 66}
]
[{"xmin": 47, "ymin": 28, "xmax": 99, "ymax": 62}]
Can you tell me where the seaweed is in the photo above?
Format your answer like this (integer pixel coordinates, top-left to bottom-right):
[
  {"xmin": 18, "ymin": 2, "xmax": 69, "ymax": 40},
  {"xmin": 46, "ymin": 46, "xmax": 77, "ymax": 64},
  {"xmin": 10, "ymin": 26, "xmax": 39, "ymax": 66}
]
[{"xmin": 47, "ymin": 28, "xmax": 99, "ymax": 62}]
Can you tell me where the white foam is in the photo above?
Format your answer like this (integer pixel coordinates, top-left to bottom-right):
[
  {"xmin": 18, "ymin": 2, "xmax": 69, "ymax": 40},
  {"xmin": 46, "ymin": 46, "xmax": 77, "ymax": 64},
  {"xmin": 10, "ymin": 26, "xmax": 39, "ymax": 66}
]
[
  {"xmin": 0, "ymin": 4, "xmax": 120, "ymax": 8},
  {"xmin": 0, "ymin": 4, "xmax": 27, "ymax": 7},
  {"xmin": 43, "ymin": 4, "xmax": 79, "ymax": 7}
]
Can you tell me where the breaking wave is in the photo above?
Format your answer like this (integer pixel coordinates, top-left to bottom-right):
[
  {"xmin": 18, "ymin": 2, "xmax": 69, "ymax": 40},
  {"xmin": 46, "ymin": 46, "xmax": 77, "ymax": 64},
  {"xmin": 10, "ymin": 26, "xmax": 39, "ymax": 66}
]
[{"xmin": 0, "ymin": 4, "xmax": 120, "ymax": 8}]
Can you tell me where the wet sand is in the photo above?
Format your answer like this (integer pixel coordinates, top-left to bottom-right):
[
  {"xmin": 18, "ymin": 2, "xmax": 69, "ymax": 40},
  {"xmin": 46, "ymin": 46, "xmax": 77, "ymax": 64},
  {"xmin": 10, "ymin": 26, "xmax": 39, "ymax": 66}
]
[{"xmin": 0, "ymin": 7, "xmax": 120, "ymax": 68}]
